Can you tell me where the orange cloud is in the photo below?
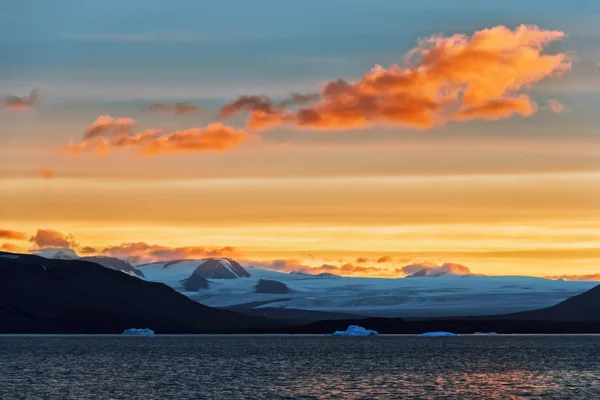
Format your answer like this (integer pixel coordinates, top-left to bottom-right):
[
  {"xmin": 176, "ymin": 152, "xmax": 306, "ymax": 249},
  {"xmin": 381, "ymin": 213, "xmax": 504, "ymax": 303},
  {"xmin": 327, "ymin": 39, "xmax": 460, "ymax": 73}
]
[
  {"xmin": 79, "ymin": 246, "xmax": 98, "ymax": 254},
  {"xmin": 84, "ymin": 115, "xmax": 136, "ymax": 139},
  {"xmin": 376, "ymin": 256, "xmax": 393, "ymax": 263},
  {"xmin": 1, "ymin": 243, "xmax": 20, "ymax": 252},
  {"xmin": 145, "ymin": 102, "xmax": 204, "ymax": 115},
  {"xmin": 63, "ymin": 118, "xmax": 256, "ymax": 156},
  {"xmin": 221, "ymin": 25, "xmax": 570, "ymax": 132},
  {"xmin": 397, "ymin": 262, "xmax": 472, "ymax": 277},
  {"xmin": 139, "ymin": 124, "xmax": 254, "ymax": 155},
  {"xmin": 2, "ymin": 89, "xmax": 40, "ymax": 110},
  {"xmin": 546, "ymin": 99, "xmax": 570, "ymax": 114},
  {"xmin": 355, "ymin": 257, "xmax": 369, "ymax": 264},
  {"xmin": 253, "ymin": 259, "xmax": 390, "ymax": 276},
  {"xmin": 29, "ymin": 229, "xmax": 77, "ymax": 249},
  {"xmin": 37, "ymin": 167, "xmax": 54, "ymax": 180},
  {"xmin": 99, "ymin": 242, "xmax": 241, "ymax": 264},
  {"xmin": 0, "ymin": 229, "xmax": 27, "ymax": 241},
  {"xmin": 219, "ymin": 93, "xmax": 319, "ymax": 119},
  {"xmin": 545, "ymin": 274, "xmax": 600, "ymax": 281},
  {"xmin": 278, "ymin": 92, "xmax": 321, "ymax": 107}
]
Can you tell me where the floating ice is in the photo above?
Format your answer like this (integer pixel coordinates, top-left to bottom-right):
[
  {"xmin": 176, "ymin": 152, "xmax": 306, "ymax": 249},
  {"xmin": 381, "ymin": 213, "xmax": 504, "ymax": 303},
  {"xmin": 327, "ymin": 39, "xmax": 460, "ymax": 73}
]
[
  {"xmin": 331, "ymin": 325, "xmax": 379, "ymax": 336},
  {"xmin": 419, "ymin": 331, "xmax": 460, "ymax": 337},
  {"xmin": 122, "ymin": 328, "xmax": 155, "ymax": 336}
]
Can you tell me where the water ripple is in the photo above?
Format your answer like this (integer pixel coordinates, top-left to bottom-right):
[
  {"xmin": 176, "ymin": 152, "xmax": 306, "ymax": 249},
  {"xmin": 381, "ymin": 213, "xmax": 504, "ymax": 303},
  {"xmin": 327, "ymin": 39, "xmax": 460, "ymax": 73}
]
[{"xmin": 1, "ymin": 335, "xmax": 599, "ymax": 399}]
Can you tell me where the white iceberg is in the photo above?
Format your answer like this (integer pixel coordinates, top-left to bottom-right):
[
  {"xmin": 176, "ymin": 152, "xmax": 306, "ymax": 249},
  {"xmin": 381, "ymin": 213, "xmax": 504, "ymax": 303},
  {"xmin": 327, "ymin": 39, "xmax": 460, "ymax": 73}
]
[
  {"xmin": 122, "ymin": 328, "xmax": 155, "ymax": 336},
  {"xmin": 419, "ymin": 331, "xmax": 460, "ymax": 337},
  {"xmin": 331, "ymin": 325, "xmax": 379, "ymax": 336},
  {"xmin": 473, "ymin": 332, "xmax": 498, "ymax": 335}
]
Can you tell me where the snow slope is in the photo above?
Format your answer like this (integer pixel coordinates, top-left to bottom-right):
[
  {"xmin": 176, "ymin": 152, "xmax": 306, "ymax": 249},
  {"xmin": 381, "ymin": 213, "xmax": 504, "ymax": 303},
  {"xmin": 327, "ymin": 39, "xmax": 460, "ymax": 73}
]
[{"xmin": 136, "ymin": 261, "xmax": 598, "ymax": 318}]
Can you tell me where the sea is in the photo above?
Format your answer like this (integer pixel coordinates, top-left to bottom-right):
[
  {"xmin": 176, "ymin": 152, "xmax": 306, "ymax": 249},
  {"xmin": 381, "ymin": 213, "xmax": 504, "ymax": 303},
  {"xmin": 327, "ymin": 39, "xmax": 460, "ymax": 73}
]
[{"xmin": 1, "ymin": 335, "xmax": 599, "ymax": 399}]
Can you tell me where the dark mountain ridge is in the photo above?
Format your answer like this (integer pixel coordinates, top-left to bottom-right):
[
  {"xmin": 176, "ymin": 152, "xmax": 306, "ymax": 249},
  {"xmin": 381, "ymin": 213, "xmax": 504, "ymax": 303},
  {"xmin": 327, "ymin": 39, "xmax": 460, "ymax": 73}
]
[{"xmin": 0, "ymin": 251, "xmax": 277, "ymax": 334}]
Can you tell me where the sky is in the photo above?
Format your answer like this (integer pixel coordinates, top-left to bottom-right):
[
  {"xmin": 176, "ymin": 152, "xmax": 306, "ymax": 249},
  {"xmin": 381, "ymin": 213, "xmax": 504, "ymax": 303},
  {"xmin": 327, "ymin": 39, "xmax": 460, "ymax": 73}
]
[{"xmin": 2, "ymin": 0, "xmax": 600, "ymax": 278}]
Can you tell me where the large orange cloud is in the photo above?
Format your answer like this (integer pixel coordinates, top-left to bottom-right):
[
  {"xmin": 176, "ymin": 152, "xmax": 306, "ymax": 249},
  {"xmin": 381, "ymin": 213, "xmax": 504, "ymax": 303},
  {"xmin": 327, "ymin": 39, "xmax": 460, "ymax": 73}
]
[
  {"xmin": 220, "ymin": 25, "xmax": 571, "ymax": 131},
  {"xmin": 29, "ymin": 229, "xmax": 77, "ymax": 249},
  {"xmin": 0, "ymin": 229, "xmax": 27, "ymax": 241},
  {"xmin": 63, "ymin": 117, "xmax": 256, "ymax": 155},
  {"xmin": 2, "ymin": 89, "xmax": 40, "ymax": 110}
]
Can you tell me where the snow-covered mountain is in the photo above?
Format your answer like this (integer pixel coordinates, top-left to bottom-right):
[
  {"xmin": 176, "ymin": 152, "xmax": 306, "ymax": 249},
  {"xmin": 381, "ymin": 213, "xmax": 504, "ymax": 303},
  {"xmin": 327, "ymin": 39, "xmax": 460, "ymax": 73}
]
[
  {"xmin": 133, "ymin": 258, "xmax": 598, "ymax": 318},
  {"xmin": 34, "ymin": 248, "xmax": 79, "ymax": 260},
  {"xmin": 138, "ymin": 258, "xmax": 250, "ymax": 283},
  {"xmin": 33, "ymin": 249, "xmax": 144, "ymax": 277}
]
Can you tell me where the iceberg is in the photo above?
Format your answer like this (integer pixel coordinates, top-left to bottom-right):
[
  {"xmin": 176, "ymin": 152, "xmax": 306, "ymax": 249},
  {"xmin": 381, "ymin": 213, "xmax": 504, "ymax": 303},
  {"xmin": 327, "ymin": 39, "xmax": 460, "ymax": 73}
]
[
  {"xmin": 331, "ymin": 325, "xmax": 379, "ymax": 336},
  {"xmin": 122, "ymin": 328, "xmax": 155, "ymax": 336},
  {"xmin": 419, "ymin": 331, "xmax": 460, "ymax": 337}
]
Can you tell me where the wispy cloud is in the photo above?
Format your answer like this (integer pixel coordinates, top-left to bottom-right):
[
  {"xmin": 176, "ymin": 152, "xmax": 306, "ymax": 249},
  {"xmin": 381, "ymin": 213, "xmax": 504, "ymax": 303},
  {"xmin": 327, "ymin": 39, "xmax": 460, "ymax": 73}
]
[
  {"xmin": 143, "ymin": 102, "xmax": 204, "ymax": 115},
  {"xmin": 2, "ymin": 89, "xmax": 40, "ymax": 110},
  {"xmin": 545, "ymin": 99, "xmax": 571, "ymax": 113},
  {"xmin": 62, "ymin": 116, "xmax": 257, "ymax": 156}
]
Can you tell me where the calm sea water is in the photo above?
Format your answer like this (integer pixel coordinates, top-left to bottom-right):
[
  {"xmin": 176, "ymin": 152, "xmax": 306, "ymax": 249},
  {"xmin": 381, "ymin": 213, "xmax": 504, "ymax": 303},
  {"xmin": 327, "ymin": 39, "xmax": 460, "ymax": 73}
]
[{"xmin": 1, "ymin": 335, "xmax": 600, "ymax": 399}]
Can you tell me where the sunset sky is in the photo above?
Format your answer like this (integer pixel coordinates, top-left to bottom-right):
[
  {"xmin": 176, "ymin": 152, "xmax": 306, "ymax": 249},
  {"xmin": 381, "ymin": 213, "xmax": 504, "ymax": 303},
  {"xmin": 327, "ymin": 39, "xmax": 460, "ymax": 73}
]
[{"xmin": 2, "ymin": 0, "xmax": 600, "ymax": 278}]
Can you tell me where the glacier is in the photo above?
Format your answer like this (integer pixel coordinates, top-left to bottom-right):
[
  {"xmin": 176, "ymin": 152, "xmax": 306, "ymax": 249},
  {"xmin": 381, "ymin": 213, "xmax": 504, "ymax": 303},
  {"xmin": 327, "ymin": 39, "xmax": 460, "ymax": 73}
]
[{"xmin": 134, "ymin": 260, "xmax": 598, "ymax": 318}]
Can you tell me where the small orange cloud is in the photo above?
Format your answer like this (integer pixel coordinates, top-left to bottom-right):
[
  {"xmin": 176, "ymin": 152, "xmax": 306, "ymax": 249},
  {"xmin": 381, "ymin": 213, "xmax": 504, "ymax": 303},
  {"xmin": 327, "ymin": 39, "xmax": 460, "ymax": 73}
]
[
  {"xmin": 38, "ymin": 167, "xmax": 54, "ymax": 180},
  {"xmin": 1, "ymin": 243, "xmax": 20, "ymax": 252},
  {"xmin": 0, "ymin": 229, "xmax": 27, "ymax": 241},
  {"xmin": 376, "ymin": 256, "xmax": 393, "ymax": 263},
  {"xmin": 355, "ymin": 257, "xmax": 369, "ymax": 264},
  {"xmin": 2, "ymin": 89, "xmax": 40, "ymax": 110},
  {"xmin": 145, "ymin": 102, "xmax": 204, "ymax": 115},
  {"xmin": 221, "ymin": 25, "xmax": 571, "ymax": 132},
  {"xmin": 84, "ymin": 115, "xmax": 136, "ymax": 139}
]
